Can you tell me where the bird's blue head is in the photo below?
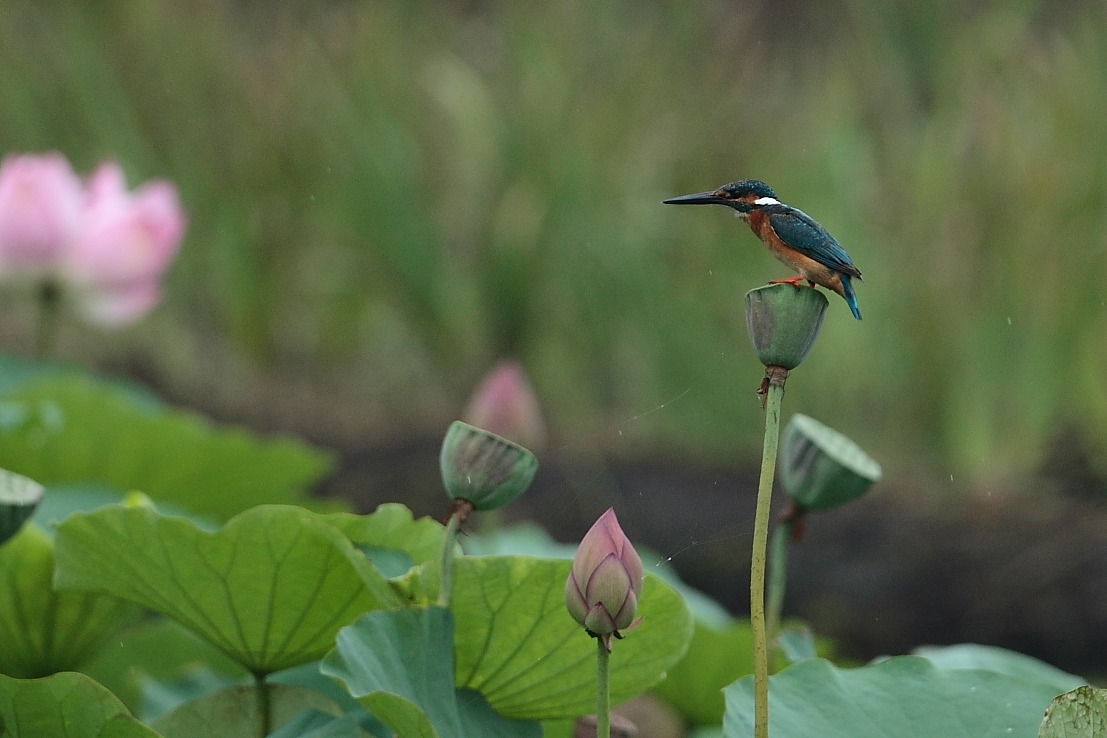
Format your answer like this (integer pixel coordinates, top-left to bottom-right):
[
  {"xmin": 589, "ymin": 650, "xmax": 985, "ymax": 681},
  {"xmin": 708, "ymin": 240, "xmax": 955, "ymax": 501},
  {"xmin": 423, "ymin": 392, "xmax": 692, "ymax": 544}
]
[{"xmin": 663, "ymin": 179, "xmax": 779, "ymax": 213}]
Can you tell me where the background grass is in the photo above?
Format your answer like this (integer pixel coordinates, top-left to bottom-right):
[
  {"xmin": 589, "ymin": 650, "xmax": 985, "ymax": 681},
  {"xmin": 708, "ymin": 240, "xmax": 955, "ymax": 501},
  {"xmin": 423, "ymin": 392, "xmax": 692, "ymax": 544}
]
[{"xmin": 1, "ymin": 0, "xmax": 1105, "ymax": 494}]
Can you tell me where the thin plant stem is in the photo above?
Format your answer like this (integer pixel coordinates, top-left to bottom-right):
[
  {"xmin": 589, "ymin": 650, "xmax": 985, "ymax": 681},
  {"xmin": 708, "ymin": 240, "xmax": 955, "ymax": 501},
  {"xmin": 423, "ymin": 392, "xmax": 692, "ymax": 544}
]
[
  {"xmin": 766, "ymin": 519, "xmax": 793, "ymax": 652},
  {"xmin": 436, "ymin": 505, "xmax": 464, "ymax": 608},
  {"xmin": 35, "ymin": 280, "xmax": 61, "ymax": 359},
  {"xmin": 751, "ymin": 367, "xmax": 787, "ymax": 738},
  {"xmin": 253, "ymin": 671, "xmax": 270, "ymax": 738},
  {"xmin": 595, "ymin": 637, "xmax": 611, "ymax": 738}
]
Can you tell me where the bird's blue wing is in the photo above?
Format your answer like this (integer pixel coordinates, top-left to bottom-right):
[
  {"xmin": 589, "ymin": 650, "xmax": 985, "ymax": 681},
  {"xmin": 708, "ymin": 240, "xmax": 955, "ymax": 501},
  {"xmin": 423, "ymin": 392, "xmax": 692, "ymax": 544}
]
[{"xmin": 766, "ymin": 206, "xmax": 861, "ymax": 278}]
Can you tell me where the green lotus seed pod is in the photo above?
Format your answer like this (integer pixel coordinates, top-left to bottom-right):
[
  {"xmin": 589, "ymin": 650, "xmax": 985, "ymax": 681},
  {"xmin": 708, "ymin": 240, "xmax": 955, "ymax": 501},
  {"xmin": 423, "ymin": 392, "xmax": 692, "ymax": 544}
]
[
  {"xmin": 780, "ymin": 414, "xmax": 881, "ymax": 510},
  {"xmin": 440, "ymin": 420, "xmax": 538, "ymax": 511},
  {"xmin": 0, "ymin": 468, "xmax": 45, "ymax": 547},
  {"xmin": 744, "ymin": 284, "xmax": 828, "ymax": 369}
]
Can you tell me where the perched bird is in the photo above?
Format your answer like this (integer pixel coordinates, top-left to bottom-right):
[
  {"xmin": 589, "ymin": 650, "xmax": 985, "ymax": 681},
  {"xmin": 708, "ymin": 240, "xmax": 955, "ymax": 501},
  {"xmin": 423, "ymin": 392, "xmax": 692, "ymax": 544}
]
[{"xmin": 664, "ymin": 180, "xmax": 863, "ymax": 320}]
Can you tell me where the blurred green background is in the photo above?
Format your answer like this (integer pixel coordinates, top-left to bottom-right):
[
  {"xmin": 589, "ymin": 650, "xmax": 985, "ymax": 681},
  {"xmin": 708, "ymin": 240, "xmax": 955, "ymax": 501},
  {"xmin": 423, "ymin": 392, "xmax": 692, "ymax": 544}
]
[{"xmin": 2, "ymin": 0, "xmax": 1106, "ymax": 497}]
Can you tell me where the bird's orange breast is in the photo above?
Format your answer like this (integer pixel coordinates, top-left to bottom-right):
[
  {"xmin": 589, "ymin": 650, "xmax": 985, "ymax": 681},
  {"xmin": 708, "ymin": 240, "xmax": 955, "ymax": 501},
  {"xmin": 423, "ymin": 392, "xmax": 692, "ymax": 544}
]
[
  {"xmin": 747, "ymin": 211, "xmax": 798, "ymax": 266},
  {"xmin": 745, "ymin": 211, "xmax": 846, "ymax": 298}
]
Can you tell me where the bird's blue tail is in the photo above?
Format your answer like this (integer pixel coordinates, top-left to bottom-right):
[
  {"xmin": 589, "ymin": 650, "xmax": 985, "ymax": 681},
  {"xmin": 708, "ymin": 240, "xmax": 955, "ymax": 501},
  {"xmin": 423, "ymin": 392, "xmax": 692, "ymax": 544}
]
[{"xmin": 841, "ymin": 276, "xmax": 862, "ymax": 320}]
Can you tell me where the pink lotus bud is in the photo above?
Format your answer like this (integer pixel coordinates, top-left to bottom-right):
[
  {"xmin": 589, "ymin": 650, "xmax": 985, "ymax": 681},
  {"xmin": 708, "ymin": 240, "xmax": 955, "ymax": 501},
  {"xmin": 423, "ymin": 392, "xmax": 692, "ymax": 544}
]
[
  {"xmin": 564, "ymin": 508, "xmax": 644, "ymax": 651},
  {"xmin": 463, "ymin": 360, "xmax": 546, "ymax": 451},
  {"xmin": 66, "ymin": 162, "xmax": 186, "ymax": 325},
  {"xmin": 0, "ymin": 152, "xmax": 83, "ymax": 277}
]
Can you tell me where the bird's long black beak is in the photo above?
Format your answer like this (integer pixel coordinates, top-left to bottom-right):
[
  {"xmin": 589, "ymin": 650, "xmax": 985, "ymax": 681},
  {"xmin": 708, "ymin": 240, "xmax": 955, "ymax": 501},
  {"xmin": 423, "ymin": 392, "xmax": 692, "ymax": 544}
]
[
  {"xmin": 663, "ymin": 191, "xmax": 752, "ymax": 213},
  {"xmin": 662, "ymin": 191, "xmax": 728, "ymax": 206}
]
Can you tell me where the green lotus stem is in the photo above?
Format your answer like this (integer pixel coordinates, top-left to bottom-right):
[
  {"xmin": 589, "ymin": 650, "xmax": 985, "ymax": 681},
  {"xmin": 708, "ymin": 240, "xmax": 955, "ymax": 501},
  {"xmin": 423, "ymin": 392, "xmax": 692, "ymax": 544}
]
[
  {"xmin": 766, "ymin": 519, "xmax": 793, "ymax": 651},
  {"xmin": 751, "ymin": 367, "xmax": 787, "ymax": 738},
  {"xmin": 596, "ymin": 637, "xmax": 611, "ymax": 738},
  {"xmin": 35, "ymin": 280, "xmax": 61, "ymax": 359},
  {"xmin": 253, "ymin": 671, "xmax": 270, "ymax": 738},
  {"xmin": 436, "ymin": 505, "xmax": 464, "ymax": 608}
]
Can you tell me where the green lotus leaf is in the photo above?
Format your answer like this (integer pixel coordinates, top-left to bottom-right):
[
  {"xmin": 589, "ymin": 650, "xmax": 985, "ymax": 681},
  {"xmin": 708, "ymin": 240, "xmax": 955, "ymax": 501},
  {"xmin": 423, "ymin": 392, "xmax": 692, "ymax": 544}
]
[
  {"xmin": 53, "ymin": 504, "xmax": 401, "ymax": 675},
  {"xmin": 151, "ymin": 684, "xmax": 342, "ymax": 738},
  {"xmin": 265, "ymin": 709, "xmax": 373, "ymax": 738},
  {"xmin": 0, "ymin": 375, "xmax": 335, "ymax": 520},
  {"xmin": 724, "ymin": 655, "xmax": 1076, "ymax": 737},
  {"xmin": 1039, "ymin": 686, "xmax": 1107, "ymax": 738},
  {"xmin": 321, "ymin": 607, "xmax": 540, "ymax": 738},
  {"xmin": 449, "ymin": 555, "xmax": 693, "ymax": 721},
  {"xmin": 0, "ymin": 524, "xmax": 136, "ymax": 678},
  {"xmin": 322, "ymin": 503, "xmax": 447, "ymax": 576},
  {"xmin": 0, "ymin": 671, "xmax": 162, "ymax": 737},
  {"xmin": 652, "ymin": 619, "xmax": 755, "ymax": 727},
  {"xmin": 915, "ymin": 643, "xmax": 1084, "ymax": 691}
]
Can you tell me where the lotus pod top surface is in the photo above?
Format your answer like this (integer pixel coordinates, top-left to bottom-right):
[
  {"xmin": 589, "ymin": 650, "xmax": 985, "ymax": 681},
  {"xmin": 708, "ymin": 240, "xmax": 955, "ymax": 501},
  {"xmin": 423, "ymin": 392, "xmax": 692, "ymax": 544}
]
[{"xmin": 780, "ymin": 414, "xmax": 881, "ymax": 510}]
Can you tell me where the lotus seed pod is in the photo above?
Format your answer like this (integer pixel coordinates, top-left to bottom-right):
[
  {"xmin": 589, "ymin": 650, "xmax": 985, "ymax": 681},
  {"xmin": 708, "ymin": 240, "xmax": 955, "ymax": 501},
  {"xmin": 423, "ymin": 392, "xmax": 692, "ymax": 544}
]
[
  {"xmin": 744, "ymin": 283, "xmax": 828, "ymax": 369},
  {"xmin": 440, "ymin": 420, "xmax": 538, "ymax": 511},
  {"xmin": 0, "ymin": 468, "xmax": 44, "ymax": 547},
  {"xmin": 779, "ymin": 414, "xmax": 881, "ymax": 510}
]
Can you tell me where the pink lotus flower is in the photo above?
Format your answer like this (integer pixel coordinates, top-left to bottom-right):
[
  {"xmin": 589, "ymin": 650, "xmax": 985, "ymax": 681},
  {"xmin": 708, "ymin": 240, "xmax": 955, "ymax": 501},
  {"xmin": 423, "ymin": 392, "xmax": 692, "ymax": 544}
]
[
  {"xmin": 0, "ymin": 153, "xmax": 83, "ymax": 277},
  {"xmin": 74, "ymin": 281, "xmax": 164, "ymax": 327},
  {"xmin": 564, "ymin": 508, "xmax": 644, "ymax": 651},
  {"xmin": 463, "ymin": 359, "xmax": 546, "ymax": 451},
  {"xmin": 65, "ymin": 162, "xmax": 186, "ymax": 325}
]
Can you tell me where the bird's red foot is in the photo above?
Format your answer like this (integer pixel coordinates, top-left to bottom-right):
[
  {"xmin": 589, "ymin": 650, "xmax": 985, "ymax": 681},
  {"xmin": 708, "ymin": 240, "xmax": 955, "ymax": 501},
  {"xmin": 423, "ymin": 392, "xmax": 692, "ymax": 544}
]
[{"xmin": 769, "ymin": 274, "xmax": 808, "ymax": 288}]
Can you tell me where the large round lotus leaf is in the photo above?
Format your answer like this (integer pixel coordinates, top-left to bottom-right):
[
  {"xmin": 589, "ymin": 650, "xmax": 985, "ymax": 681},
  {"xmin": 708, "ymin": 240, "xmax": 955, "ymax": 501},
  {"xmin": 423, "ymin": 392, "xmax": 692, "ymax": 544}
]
[
  {"xmin": 322, "ymin": 607, "xmax": 540, "ymax": 738},
  {"xmin": 914, "ymin": 643, "xmax": 1084, "ymax": 690},
  {"xmin": 152, "ymin": 683, "xmax": 341, "ymax": 738},
  {"xmin": 0, "ymin": 671, "xmax": 161, "ymax": 737},
  {"xmin": 724, "ymin": 656, "xmax": 1076, "ymax": 738},
  {"xmin": 0, "ymin": 524, "xmax": 136, "ymax": 678},
  {"xmin": 449, "ymin": 556, "xmax": 693, "ymax": 721},
  {"xmin": 0, "ymin": 375, "xmax": 335, "ymax": 521},
  {"xmin": 53, "ymin": 504, "xmax": 401, "ymax": 675},
  {"xmin": 1039, "ymin": 686, "xmax": 1107, "ymax": 737}
]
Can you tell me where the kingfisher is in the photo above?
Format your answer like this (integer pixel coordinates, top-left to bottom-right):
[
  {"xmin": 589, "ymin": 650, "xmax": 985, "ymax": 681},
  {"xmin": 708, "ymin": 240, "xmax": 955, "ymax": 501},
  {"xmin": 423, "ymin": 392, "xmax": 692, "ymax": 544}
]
[{"xmin": 664, "ymin": 180, "xmax": 862, "ymax": 320}]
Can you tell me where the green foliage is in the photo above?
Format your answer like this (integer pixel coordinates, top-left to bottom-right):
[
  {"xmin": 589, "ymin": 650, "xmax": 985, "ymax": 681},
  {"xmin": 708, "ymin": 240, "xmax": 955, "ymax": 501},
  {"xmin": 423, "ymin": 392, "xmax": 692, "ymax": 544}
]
[
  {"xmin": 653, "ymin": 620, "xmax": 755, "ymax": 727},
  {"xmin": 0, "ymin": 671, "xmax": 162, "ymax": 738},
  {"xmin": 323, "ymin": 607, "xmax": 540, "ymax": 738},
  {"xmin": 0, "ymin": 374, "xmax": 336, "ymax": 521},
  {"xmin": 448, "ymin": 556, "xmax": 692, "ymax": 720},
  {"xmin": 653, "ymin": 619, "xmax": 833, "ymax": 728},
  {"xmin": 914, "ymin": 643, "xmax": 1085, "ymax": 691},
  {"xmin": 4, "ymin": 0, "xmax": 1107, "ymax": 482},
  {"xmin": 265, "ymin": 709, "xmax": 373, "ymax": 738},
  {"xmin": 53, "ymin": 504, "xmax": 402, "ymax": 675},
  {"xmin": 1039, "ymin": 686, "xmax": 1107, "ymax": 738},
  {"xmin": 0, "ymin": 523, "xmax": 136, "ymax": 679},
  {"xmin": 151, "ymin": 684, "xmax": 342, "ymax": 738},
  {"xmin": 724, "ymin": 654, "xmax": 1081, "ymax": 738},
  {"xmin": 79, "ymin": 615, "xmax": 247, "ymax": 718},
  {"xmin": 322, "ymin": 503, "xmax": 449, "ymax": 576}
]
